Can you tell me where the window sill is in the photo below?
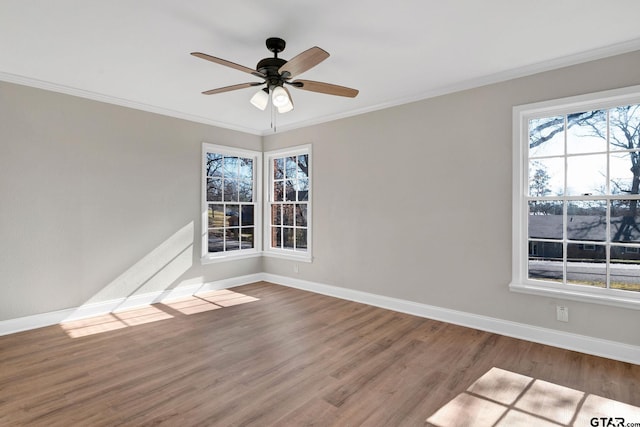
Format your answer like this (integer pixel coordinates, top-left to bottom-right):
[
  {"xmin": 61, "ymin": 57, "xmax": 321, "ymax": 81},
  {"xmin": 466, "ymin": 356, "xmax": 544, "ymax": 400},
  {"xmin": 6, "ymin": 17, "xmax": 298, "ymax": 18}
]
[
  {"xmin": 201, "ymin": 251, "xmax": 262, "ymax": 265},
  {"xmin": 262, "ymin": 251, "xmax": 313, "ymax": 263},
  {"xmin": 509, "ymin": 281, "xmax": 640, "ymax": 311},
  {"xmin": 201, "ymin": 251, "xmax": 313, "ymax": 264}
]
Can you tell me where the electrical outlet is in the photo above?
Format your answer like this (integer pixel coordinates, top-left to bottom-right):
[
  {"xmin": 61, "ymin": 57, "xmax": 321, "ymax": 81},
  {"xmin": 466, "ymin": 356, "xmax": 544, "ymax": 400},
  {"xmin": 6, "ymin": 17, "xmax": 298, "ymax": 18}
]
[
  {"xmin": 556, "ymin": 305, "xmax": 569, "ymax": 322},
  {"xmin": 293, "ymin": 263, "xmax": 299, "ymax": 274}
]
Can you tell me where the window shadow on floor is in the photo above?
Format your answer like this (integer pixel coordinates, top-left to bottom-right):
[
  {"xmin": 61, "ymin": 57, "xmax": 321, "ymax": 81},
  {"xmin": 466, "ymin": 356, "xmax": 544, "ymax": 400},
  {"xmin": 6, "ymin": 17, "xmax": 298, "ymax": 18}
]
[
  {"xmin": 59, "ymin": 289, "xmax": 259, "ymax": 338},
  {"xmin": 426, "ymin": 367, "xmax": 640, "ymax": 427}
]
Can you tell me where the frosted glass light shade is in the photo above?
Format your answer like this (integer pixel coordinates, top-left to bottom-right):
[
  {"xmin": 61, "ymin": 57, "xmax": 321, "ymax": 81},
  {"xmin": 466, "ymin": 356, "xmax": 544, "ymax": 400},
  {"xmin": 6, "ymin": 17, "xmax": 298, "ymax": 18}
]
[
  {"xmin": 277, "ymin": 102, "xmax": 294, "ymax": 113},
  {"xmin": 271, "ymin": 86, "xmax": 290, "ymax": 107},
  {"xmin": 250, "ymin": 89, "xmax": 269, "ymax": 110}
]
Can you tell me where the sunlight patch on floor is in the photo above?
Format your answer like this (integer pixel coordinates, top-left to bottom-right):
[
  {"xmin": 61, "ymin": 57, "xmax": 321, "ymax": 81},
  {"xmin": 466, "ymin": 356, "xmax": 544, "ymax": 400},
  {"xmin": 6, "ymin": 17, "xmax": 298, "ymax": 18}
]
[
  {"xmin": 60, "ymin": 306, "xmax": 173, "ymax": 338},
  {"xmin": 60, "ymin": 290, "xmax": 259, "ymax": 338},
  {"xmin": 162, "ymin": 295, "xmax": 223, "ymax": 315},
  {"xmin": 198, "ymin": 289, "xmax": 260, "ymax": 307},
  {"xmin": 427, "ymin": 367, "xmax": 640, "ymax": 427},
  {"xmin": 164, "ymin": 289, "xmax": 259, "ymax": 314}
]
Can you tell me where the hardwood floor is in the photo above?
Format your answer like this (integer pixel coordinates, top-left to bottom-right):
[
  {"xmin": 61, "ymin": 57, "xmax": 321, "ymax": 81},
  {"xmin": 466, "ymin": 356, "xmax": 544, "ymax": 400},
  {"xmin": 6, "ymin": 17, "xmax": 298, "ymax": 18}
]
[{"xmin": 1, "ymin": 281, "xmax": 638, "ymax": 426}]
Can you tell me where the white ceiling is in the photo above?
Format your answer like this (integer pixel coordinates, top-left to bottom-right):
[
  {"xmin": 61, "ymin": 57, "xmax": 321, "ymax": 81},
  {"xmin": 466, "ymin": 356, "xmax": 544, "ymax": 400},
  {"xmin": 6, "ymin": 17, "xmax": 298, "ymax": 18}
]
[{"xmin": 2, "ymin": 1, "xmax": 640, "ymax": 135}]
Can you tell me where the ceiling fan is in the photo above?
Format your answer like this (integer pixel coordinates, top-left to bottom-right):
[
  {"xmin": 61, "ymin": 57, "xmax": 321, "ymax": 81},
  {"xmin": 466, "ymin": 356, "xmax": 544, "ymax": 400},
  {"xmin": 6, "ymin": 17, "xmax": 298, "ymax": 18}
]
[{"xmin": 191, "ymin": 37, "xmax": 359, "ymax": 114}]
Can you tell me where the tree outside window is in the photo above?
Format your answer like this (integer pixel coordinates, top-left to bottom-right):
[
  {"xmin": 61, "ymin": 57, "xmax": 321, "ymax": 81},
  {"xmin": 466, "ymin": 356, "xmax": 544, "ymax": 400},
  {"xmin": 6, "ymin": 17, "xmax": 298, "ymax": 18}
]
[
  {"xmin": 264, "ymin": 145, "xmax": 312, "ymax": 261},
  {"xmin": 525, "ymin": 101, "xmax": 640, "ymax": 294}
]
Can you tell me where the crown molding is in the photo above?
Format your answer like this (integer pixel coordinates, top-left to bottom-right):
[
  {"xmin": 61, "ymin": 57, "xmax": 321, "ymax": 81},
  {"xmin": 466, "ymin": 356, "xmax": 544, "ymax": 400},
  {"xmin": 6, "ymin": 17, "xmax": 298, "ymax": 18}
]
[
  {"xmin": 267, "ymin": 38, "xmax": 640, "ymax": 135},
  {"xmin": 0, "ymin": 71, "xmax": 263, "ymax": 136},
  {"xmin": 3, "ymin": 37, "xmax": 640, "ymax": 137}
]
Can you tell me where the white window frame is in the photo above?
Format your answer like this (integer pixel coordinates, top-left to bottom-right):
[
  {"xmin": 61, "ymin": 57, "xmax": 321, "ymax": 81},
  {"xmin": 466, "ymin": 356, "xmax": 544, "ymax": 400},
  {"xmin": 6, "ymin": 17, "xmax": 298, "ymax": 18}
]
[
  {"xmin": 510, "ymin": 85, "xmax": 640, "ymax": 310},
  {"xmin": 263, "ymin": 144, "xmax": 313, "ymax": 262},
  {"xmin": 201, "ymin": 143, "xmax": 262, "ymax": 264}
]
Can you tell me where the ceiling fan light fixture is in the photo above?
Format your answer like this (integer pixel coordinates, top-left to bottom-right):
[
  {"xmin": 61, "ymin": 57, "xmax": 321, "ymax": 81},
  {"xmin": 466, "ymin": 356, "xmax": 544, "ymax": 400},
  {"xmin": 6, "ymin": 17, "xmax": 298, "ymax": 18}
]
[
  {"xmin": 277, "ymin": 102, "xmax": 294, "ymax": 114},
  {"xmin": 250, "ymin": 88, "xmax": 269, "ymax": 110},
  {"xmin": 271, "ymin": 85, "xmax": 291, "ymax": 108},
  {"xmin": 192, "ymin": 37, "xmax": 358, "ymax": 118}
]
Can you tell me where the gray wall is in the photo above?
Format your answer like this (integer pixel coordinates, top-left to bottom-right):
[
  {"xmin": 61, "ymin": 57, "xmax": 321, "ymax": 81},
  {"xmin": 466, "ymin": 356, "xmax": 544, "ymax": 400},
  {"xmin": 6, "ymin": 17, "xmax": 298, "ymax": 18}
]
[
  {"xmin": 2, "ymin": 51, "xmax": 639, "ymax": 347},
  {"xmin": 0, "ymin": 81, "xmax": 262, "ymax": 320},
  {"xmin": 263, "ymin": 50, "xmax": 640, "ymax": 347}
]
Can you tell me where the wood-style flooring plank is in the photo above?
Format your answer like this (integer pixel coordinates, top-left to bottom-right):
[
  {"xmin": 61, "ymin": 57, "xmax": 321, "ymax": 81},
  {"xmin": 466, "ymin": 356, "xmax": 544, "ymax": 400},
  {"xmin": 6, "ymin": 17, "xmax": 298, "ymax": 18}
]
[{"xmin": 0, "ymin": 281, "xmax": 638, "ymax": 426}]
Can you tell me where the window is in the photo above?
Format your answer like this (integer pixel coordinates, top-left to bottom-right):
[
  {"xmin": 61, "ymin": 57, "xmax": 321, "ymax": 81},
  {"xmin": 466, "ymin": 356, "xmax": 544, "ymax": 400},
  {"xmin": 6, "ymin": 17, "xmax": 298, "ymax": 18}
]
[
  {"xmin": 202, "ymin": 143, "xmax": 261, "ymax": 262},
  {"xmin": 511, "ymin": 86, "xmax": 640, "ymax": 309},
  {"xmin": 264, "ymin": 145, "xmax": 312, "ymax": 261}
]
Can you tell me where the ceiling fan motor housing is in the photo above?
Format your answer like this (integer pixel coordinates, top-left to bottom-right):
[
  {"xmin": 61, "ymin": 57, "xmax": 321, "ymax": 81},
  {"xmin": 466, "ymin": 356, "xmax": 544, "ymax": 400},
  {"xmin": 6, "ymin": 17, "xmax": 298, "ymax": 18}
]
[
  {"xmin": 256, "ymin": 57, "xmax": 288, "ymax": 87},
  {"xmin": 258, "ymin": 38, "xmax": 288, "ymax": 87}
]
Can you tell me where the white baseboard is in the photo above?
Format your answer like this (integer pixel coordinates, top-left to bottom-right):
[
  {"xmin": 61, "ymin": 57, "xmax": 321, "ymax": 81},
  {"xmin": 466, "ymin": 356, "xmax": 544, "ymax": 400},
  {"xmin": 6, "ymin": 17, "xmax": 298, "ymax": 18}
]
[
  {"xmin": 0, "ymin": 273, "xmax": 263, "ymax": 336},
  {"xmin": 2, "ymin": 272, "xmax": 638, "ymax": 365},
  {"xmin": 261, "ymin": 273, "xmax": 640, "ymax": 366}
]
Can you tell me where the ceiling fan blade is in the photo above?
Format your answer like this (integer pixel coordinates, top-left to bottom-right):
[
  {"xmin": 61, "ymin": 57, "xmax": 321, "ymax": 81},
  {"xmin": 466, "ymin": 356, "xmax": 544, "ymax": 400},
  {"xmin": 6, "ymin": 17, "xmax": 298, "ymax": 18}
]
[
  {"xmin": 191, "ymin": 52, "xmax": 265, "ymax": 78},
  {"xmin": 202, "ymin": 82, "xmax": 263, "ymax": 95},
  {"xmin": 279, "ymin": 47, "xmax": 329, "ymax": 78},
  {"xmin": 290, "ymin": 80, "xmax": 359, "ymax": 98}
]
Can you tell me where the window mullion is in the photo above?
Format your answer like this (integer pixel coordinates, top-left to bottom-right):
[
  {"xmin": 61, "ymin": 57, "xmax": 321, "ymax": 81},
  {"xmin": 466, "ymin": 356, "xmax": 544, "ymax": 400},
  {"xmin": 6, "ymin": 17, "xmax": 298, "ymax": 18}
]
[
  {"xmin": 606, "ymin": 109, "xmax": 612, "ymax": 290},
  {"xmin": 562, "ymin": 115, "xmax": 568, "ymax": 285}
]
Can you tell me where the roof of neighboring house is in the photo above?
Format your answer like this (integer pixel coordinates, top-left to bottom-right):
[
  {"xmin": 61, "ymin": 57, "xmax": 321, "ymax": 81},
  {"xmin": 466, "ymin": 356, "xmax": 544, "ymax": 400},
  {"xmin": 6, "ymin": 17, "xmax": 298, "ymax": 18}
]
[{"xmin": 528, "ymin": 215, "xmax": 638, "ymax": 241}]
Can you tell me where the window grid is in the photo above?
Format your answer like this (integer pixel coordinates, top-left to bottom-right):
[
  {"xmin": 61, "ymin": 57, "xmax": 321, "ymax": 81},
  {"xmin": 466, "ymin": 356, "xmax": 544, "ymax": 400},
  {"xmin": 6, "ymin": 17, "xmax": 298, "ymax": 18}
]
[
  {"xmin": 202, "ymin": 144, "xmax": 261, "ymax": 261},
  {"xmin": 270, "ymin": 155, "xmax": 309, "ymax": 252},
  {"xmin": 524, "ymin": 99, "xmax": 640, "ymax": 297},
  {"xmin": 265, "ymin": 146, "xmax": 312, "ymax": 260}
]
